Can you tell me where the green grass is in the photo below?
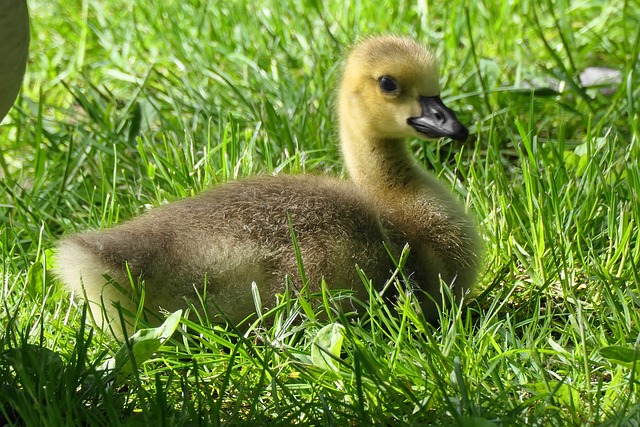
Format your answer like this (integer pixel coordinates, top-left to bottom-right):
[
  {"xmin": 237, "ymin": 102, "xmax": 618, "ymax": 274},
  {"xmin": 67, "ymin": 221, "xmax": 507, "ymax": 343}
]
[{"xmin": 1, "ymin": 0, "xmax": 639, "ymax": 425}]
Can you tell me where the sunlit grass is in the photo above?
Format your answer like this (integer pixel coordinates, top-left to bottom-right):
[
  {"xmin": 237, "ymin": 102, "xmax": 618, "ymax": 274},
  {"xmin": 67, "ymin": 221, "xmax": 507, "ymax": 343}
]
[{"xmin": 1, "ymin": 0, "xmax": 639, "ymax": 425}]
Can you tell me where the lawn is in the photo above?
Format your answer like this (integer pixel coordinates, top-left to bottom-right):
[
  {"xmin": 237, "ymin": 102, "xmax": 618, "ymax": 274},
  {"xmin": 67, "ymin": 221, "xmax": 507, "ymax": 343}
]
[{"xmin": 1, "ymin": 0, "xmax": 639, "ymax": 425}]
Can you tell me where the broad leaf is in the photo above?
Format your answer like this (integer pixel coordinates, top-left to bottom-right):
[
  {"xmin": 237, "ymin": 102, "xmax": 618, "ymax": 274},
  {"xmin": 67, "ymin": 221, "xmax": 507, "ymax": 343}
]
[
  {"xmin": 311, "ymin": 323, "xmax": 345, "ymax": 372},
  {"xmin": 100, "ymin": 310, "xmax": 182, "ymax": 378}
]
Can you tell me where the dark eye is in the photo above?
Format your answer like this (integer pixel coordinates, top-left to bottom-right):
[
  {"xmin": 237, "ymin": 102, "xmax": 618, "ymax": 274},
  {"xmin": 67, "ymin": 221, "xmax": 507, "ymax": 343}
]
[{"xmin": 378, "ymin": 76, "xmax": 399, "ymax": 93}]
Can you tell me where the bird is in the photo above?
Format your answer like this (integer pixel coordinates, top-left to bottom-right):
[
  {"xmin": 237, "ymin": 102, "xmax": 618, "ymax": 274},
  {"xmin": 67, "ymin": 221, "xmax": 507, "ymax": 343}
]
[
  {"xmin": 55, "ymin": 35, "xmax": 482, "ymax": 333},
  {"xmin": 0, "ymin": 0, "xmax": 30, "ymax": 123}
]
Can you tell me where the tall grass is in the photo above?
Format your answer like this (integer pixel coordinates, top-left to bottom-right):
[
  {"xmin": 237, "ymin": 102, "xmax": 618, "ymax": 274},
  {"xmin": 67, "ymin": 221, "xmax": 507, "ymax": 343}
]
[{"xmin": 1, "ymin": 0, "xmax": 639, "ymax": 425}]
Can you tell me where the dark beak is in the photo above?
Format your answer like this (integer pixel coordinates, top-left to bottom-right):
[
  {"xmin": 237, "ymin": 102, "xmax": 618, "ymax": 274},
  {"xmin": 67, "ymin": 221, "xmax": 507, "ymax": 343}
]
[{"xmin": 407, "ymin": 96, "xmax": 469, "ymax": 141}]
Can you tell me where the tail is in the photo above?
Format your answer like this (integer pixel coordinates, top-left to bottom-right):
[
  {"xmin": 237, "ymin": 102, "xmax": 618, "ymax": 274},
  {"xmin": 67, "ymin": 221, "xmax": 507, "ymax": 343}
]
[{"xmin": 54, "ymin": 235, "xmax": 136, "ymax": 334}]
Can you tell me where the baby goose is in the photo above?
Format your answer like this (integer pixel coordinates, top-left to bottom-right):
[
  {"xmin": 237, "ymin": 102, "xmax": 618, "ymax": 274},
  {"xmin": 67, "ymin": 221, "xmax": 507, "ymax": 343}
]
[
  {"xmin": 55, "ymin": 36, "xmax": 481, "ymax": 331},
  {"xmin": 0, "ymin": 0, "xmax": 29, "ymax": 122}
]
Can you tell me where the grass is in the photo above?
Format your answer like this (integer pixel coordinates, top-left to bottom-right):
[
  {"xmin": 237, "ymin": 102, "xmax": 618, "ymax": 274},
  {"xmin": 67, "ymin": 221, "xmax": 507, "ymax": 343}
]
[{"xmin": 1, "ymin": 0, "xmax": 639, "ymax": 425}]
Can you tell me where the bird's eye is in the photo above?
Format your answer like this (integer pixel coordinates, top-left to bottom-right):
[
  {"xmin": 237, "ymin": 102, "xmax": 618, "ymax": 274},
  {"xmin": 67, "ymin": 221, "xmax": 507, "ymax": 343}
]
[{"xmin": 378, "ymin": 76, "xmax": 399, "ymax": 94}]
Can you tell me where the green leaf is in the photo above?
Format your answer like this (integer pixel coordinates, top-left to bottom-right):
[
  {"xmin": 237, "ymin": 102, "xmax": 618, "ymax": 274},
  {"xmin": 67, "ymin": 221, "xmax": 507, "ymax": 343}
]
[
  {"xmin": 310, "ymin": 323, "xmax": 345, "ymax": 372},
  {"xmin": 599, "ymin": 346, "xmax": 640, "ymax": 370},
  {"xmin": 1, "ymin": 344, "xmax": 64, "ymax": 378},
  {"xmin": 100, "ymin": 310, "xmax": 182, "ymax": 378},
  {"xmin": 523, "ymin": 381, "xmax": 582, "ymax": 408},
  {"xmin": 25, "ymin": 261, "xmax": 44, "ymax": 297}
]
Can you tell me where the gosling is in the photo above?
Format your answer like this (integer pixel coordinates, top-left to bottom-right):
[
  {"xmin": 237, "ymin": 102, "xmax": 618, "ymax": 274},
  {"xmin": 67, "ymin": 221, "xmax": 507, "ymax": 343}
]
[{"xmin": 55, "ymin": 36, "xmax": 482, "ymax": 332}]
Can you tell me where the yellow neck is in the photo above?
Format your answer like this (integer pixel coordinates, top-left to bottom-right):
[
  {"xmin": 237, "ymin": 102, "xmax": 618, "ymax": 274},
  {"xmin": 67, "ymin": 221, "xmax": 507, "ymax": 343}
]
[{"xmin": 340, "ymin": 120, "xmax": 423, "ymax": 194}]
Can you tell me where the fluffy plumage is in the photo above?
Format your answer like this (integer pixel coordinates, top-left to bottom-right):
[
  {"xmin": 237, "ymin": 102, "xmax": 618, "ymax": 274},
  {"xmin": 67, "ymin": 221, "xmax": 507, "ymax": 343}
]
[{"xmin": 55, "ymin": 36, "xmax": 481, "ymax": 332}]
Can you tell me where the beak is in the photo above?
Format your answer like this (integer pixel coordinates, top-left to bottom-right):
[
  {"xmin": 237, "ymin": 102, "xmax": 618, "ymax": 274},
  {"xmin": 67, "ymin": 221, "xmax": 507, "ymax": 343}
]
[{"xmin": 407, "ymin": 96, "xmax": 469, "ymax": 141}]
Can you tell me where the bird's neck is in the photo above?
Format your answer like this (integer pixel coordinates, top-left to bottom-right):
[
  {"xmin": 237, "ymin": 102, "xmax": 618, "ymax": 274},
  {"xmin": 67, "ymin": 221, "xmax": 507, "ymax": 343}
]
[{"xmin": 340, "ymin": 123, "xmax": 424, "ymax": 195}]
